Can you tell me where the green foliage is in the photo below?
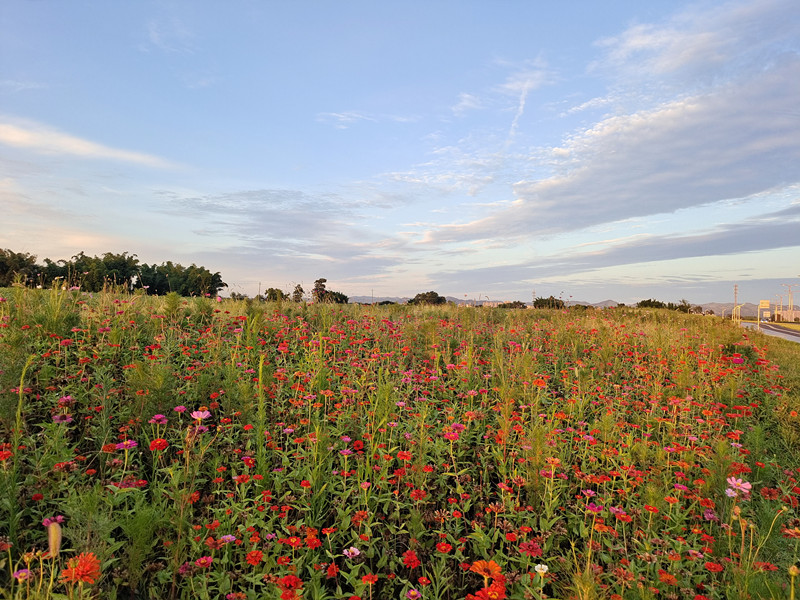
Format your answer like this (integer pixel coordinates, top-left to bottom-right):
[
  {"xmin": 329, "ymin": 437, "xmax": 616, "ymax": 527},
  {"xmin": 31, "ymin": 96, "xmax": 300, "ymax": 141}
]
[
  {"xmin": 636, "ymin": 297, "xmax": 693, "ymax": 312},
  {"xmin": 0, "ymin": 249, "xmax": 38, "ymax": 286},
  {"xmin": 0, "ymin": 248, "xmax": 226, "ymax": 296},
  {"xmin": 264, "ymin": 287, "xmax": 288, "ymax": 302},
  {"xmin": 311, "ymin": 278, "xmax": 348, "ymax": 303},
  {"xmin": 408, "ymin": 290, "xmax": 446, "ymax": 305},
  {"xmin": 532, "ymin": 295, "xmax": 565, "ymax": 309},
  {"xmin": 498, "ymin": 300, "xmax": 527, "ymax": 309}
]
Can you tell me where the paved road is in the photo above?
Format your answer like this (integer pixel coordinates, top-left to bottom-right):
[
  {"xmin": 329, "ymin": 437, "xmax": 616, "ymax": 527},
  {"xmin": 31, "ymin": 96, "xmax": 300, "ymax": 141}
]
[{"xmin": 742, "ymin": 322, "xmax": 800, "ymax": 343}]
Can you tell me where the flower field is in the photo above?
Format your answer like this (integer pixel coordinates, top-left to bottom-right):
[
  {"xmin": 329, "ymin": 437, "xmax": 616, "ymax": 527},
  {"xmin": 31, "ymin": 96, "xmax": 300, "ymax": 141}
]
[{"xmin": 1, "ymin": 288, "xmax": 800, "ymax": 599}]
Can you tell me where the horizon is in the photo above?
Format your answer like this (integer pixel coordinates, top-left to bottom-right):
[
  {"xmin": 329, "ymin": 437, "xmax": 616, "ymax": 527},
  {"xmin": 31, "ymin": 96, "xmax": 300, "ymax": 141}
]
[{"xmin": 2, "ymin": 1, "xmax": 799, "ymax": 306}]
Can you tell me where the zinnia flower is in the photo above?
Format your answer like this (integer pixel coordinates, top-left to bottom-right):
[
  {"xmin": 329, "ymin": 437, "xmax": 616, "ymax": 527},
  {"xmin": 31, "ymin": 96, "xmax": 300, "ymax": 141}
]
[
  {"xmin": 470, "ymin": 560, "xmax": 502, "ymax": 579},
  {"xmin": 149, "ymin": 438, "xmax": 168, "ymax": 451},
  {"xmin": 61, "ymin": 552, "xmax": 101, "ymax": 584}
]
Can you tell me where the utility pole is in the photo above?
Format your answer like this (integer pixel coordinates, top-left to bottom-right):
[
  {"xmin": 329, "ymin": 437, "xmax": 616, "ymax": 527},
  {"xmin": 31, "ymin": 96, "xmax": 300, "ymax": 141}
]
[{"xmin": 783, "ymin": 283, "xmax": 800, "ymax": 322}]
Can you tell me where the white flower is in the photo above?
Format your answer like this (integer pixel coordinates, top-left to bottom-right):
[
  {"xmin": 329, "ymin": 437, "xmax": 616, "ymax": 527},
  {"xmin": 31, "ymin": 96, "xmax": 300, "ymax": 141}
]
[{"xmin": 534, "ymin": 563, "xmax": 548, "ymax": 575}]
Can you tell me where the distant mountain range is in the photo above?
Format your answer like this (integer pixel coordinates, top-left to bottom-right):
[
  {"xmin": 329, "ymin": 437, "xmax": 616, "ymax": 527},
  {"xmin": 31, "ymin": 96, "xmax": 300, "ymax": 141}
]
[{"xmin": 348, "ymin": 296, "xmax": 796, "ymax": 318}]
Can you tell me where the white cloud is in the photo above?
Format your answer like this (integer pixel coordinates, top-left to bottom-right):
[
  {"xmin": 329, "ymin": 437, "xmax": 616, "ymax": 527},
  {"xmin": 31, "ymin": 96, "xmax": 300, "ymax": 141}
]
[
  {"xmin": 452, "ymin": 93, "xmax": 483, "ymax": 116},
  {"xmin": 0, "ymin": 80, "xmax": 46, "ymax": 94},
  {"xmin": 317, "ymin": 111, "xmax": 378, "ymax": 129},
  {"xmin": 426, "ymin": 51, "xmax": 800, "ymax": 243},
  {"xmin": 0, "ymin": 119, "xmax": 175, "ymax": 168},
  {"xmin": 145, "ymin": 17, "xmax": 196, "ymax": 54}
]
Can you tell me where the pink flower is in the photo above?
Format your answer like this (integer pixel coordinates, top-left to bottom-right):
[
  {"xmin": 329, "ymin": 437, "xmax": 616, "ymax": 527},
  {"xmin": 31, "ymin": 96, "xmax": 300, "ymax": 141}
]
[{"xmin": 195, "ymin": 556, "xmax": 213, "ymax": 568}]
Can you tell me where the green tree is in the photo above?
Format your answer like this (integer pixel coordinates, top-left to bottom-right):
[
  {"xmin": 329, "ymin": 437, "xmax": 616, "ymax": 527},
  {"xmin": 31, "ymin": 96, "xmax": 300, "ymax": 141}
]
[
  {"xmin": 408, "ymin": 291, "xmax": 446, "ymax": 305},
  {"xmin": 292, "ymin": 284, "xmax": 305, "ymax": 303},
  {"xmin": 101, "ymin": 252, "xmax": 140, "ymax": 291},
  {"xmin": 0, "ymin": 249, "xmax": 39, "ymax": 286},
  {"xmin": 498, "ymin": 300, "xmax": 527, "ymax": 309},
  {"xmin": 264, "ymin": 287, "xmax": 288, "ymax": 302},
  {"xmin": 636, "ymin": 298, "xmax": 667, "ymax": 309},
  {"xmin": 324, "ymin": 290, "xmax": 349, "ymax": 304},
  {"xmin": 533, "ymin": 296, "xmax": 565, "ymax": 309},
  {"xmin": 312, "ymin": 278, "xmax": 328, "ymax": 303}
]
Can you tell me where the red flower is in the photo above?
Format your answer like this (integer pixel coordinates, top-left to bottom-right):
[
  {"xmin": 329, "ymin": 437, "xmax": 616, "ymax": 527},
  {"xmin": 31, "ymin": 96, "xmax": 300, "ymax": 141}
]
[
  {"xmin": 705, "ymin": 561, "xmax": 724, "ymax": 572},
  {"xmin": 194, "ymin": 556, "xmax": 213, "ymax": 568},
  {"xmin": 362, "ymin": 573, "xmax": 379, "ymax": 584},
  {"xmin": 277, "ymin": 575, "xmax": 303, "ymax": 590},
  {"xmin": 61, "ymin": 552, "xmax": 101, "ymax": 584},
  {"xmin": 436, "ymin": 542, "xmax": 453, "ymax": 553},
  {"xmin": 658, "ymin": 569, "xmax": 677, "ymax": 585},
  {"xmin": 149, "ymin": 438, "xmax": 168, "ymax": 451},
  {"xmin": 410, "ymin": 489, "xmax": 427, "ymax": 501},
  {"xmin": 326, "ymin": 562, "xmax": 339, "ymax": 578},
  {"xmin": 245, "ymin": 550, "xmax": 263, "ymax": 566},
  {"xmin": 403, "ymin": 549, "xmax": 421, "ymax": 569},
  {"xmin": 397, "ymin": 451, "xmax": 412, "ymax": 461}
]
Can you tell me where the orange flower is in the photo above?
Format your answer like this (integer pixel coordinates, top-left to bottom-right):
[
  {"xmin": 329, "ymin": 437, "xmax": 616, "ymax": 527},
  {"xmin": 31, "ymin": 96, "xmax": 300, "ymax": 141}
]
[
  {"xmin": 61, "ymin": 552, "xmax": 101, "ymax": 584},
  {"xmin": 470, "ymin": 560, "xmax": 502, "ymax": 579},
  {"xmin": 470, "ymin": 560, "xmax": 503, "ymax": 586}
]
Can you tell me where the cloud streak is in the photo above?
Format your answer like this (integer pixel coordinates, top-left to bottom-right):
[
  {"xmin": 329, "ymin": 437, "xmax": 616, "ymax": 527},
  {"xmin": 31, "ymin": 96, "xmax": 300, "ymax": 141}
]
[
  {"xmin": 431, "ymin": 208, "xmax": 800, "ymax": 289},
  {"xmin": 426, "ymin": 55, "xmax": 800, "ymax": 243},
  {"xmin": 0, "ymin": 119, "xmax": 175, "ymax": 168}
]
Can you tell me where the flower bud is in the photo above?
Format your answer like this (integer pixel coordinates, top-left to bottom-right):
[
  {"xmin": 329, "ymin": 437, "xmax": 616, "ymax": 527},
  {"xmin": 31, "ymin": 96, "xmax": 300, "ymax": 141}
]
[{"xmin": 47, "ymin": 522, "xmax": 62, "ymax": 558}]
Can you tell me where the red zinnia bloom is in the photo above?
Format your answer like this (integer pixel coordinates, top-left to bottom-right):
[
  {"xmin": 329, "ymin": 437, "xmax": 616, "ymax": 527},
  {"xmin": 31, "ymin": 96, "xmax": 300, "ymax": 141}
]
[
  {"xmin": 195, "ymin": 556, "xmax": 213, "ymax": 568},
  {"xmin": 149, "ymin": 438, "xmax": 168, "ymax": 451},
  {"xmin": 410, "ymin": 489, "xmax": 427, "ymax": 501},
  {"xmin": 61, "ymin": 552, "xmax": 101, "ymax": 584},
  {"xmin": 397, "ymin": 451, "xmax": 412, "ymax": 461},
  {"xmin": 245, "ymin": 550, "xmax": 263, "ymax": 566},
  {"xmin": 362, "ymin": 573, "xmax": 379, "ymax": 584},
  {"xmin": 705, "ymin": 561, "xmax": 724, "ymax": 572},
  {"xmin": 403, "ymin": 549, "xmax": 421, "ymax": 569},
  {"xmin": 436, "ymin": 542, "xmax": 453, "ymax": 553},
  {"xmin": 658, "ymin": 569, "xmax": 677, "ymax": 585},
  {"xmin": 278, "ymin": 575, "xmax": 303, "ymax": 590}
]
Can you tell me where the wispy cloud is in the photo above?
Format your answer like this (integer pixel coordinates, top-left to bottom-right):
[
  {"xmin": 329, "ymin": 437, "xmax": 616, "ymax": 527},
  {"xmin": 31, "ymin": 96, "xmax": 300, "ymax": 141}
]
[
  {"xmin": 317, "ymin": 111, "xmax": 378, "ymax": 129},
  {"xmin": 452, "ymin": 93, "xmax": 483, "ymax": 116},
  {"xmin": 0, "ymin": 80, "xmax": 46, "ymax": 94},
  {"xmin": 425, "ymin": 54, "xmax": 800, "ymax": 243},
  {"xmin": 0, "ymin": 118, "xmax": 175, "ymax": 168},
  {"xmin": 430, "ymin": 211, "xmax": 800, "ymax": 290},
  {"xmin": 144, "ymin": 17, "xmax": 196, "ymax": 54},
  {"xmin": 157, "ymin": 188, "xmax": 415, "ymax": 278}
]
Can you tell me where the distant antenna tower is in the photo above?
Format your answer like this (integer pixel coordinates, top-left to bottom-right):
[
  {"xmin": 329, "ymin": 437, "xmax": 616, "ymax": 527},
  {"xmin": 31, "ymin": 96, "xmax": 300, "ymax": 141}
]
[{"xmin": 734, "ymin": 284, "xmax": 738, "ymax": 308}]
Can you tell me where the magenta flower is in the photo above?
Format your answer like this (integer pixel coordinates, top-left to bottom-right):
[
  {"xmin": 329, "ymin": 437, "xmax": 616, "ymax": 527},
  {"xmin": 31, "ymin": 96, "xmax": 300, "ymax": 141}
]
[
  {"xmin": 116, "ymin": 440, "xmax": 138, "ymax": 450},
  {"xmin": 195, "ymin": 556, "xmax": 213, "ymax": 568},
  {"xmin": 149, "ymin": 414, "xmax": 168, "ymax": 425},
  {"xmin": 191, "ymin": 410, "xmax": 211, "ymax": 421}
]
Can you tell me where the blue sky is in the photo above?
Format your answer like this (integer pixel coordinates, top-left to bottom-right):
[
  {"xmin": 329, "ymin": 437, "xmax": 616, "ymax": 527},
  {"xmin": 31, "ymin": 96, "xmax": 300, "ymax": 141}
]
[{"xmin": 2, "ymin": 0, "xmax": 799, "ymax": 304}]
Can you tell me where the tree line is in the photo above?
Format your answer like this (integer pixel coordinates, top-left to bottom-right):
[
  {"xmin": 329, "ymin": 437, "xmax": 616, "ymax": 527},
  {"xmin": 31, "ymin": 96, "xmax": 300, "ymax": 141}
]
[{"xmin": 0, "ymin": 249, "xmax": 226, "ymax": 297}]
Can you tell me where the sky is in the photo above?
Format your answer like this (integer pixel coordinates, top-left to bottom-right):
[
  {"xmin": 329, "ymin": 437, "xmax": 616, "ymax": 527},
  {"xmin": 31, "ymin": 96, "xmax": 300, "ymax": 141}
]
[{"xmin": 1, "ymin": 0, "xmax": 799, "ymax": 305}]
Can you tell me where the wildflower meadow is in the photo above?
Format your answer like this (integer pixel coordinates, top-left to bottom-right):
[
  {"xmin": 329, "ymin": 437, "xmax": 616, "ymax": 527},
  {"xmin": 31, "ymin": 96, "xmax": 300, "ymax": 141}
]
[{"xmin": 1, "ymin": 286, "xmax": 800, "ymax": 600}]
